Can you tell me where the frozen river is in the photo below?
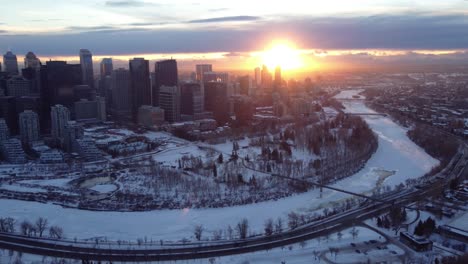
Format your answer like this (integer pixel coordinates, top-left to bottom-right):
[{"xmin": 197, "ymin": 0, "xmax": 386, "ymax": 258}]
[{"xmin": 0, "ymin": 89, "xmax": 439, "ymax": 242}]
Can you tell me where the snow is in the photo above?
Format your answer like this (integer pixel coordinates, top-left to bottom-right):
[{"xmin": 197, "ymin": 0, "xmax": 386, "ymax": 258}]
[
  {"xmin": 18, "ymin": 178, "xmax": 72, "ymax": 188},
  {"xmin": 0, "ymin": 184, "xmax": 47, "ymax": 193},
  {"xmin": 89, "ymin": 184, "xmax": 117, "ymax": 193},
  {"xmin": 447, "ymin": 211, "xmax": 468, "ymax": 231},
  {"xmin": 0, "ymin": 89, "xmax": 439, "ymax": 244}
]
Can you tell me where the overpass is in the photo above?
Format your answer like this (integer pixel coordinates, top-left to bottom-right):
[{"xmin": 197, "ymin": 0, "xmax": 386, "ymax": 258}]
[{"xmin": 345, "ymin": 113, "xmax": 388, "ymax": 117}]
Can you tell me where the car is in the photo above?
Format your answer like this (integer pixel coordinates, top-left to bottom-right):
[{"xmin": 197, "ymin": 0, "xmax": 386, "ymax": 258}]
[
  {"xmin": 355, "ymin": 249, "xmax": 361, "ymax": 253},
  {"xmin": 350, "ymin": 243, "xmax": 356, "ymax": 247},
  {"xmin": 369, "ymin": 240, "xmax": 378, "ymax": 244}
]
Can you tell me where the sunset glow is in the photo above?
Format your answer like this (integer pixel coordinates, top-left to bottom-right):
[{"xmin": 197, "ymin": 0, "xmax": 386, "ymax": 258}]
[{"xmin": 261, "ymin": 42, "xmax": 303, "ymax": 70}]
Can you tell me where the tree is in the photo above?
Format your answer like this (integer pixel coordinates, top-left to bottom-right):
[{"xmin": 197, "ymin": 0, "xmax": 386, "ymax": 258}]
[
  {"xmin": 288, "ymin": 212, "xmax": 300, "ymax": 229},
  {"xmin": 194, "ymin": 225, "xmax": 204, "ymax": 241},
  {"xmin": 35, "ymin": 217, "xmax": 48, "ymax": 237},
  {"xmin": 337, "ymin": 231, "xmax": 343, "ymax": 241},
  {"xmin": 264, "ymin": 218, "xmax": 274, "ymax": 236},
  {"xmin": 212, "ymin": 164, "xmax": 217, "ymax": 177},
  {"xmin": 0, "ymin": 217, "xmax": 15, "ymax": 233},
  {"xmin": 275, "ymin": 217, "xmax": 283, "ymax": 233},
  {"xmin": 350, "ymin": 226, "xmax": 359, "ymax": 240},
  {"xmin": 236, "ymin": 218, "xmax": 249, "ymax": 239},
  {"xmin": 227, "ymin": 225, "xmax": 233, "ymax": 240},
  {"xmin": 49, "ymin": 226, "xmax": 63, "ymax": 239},
  {"xmin": 20, "ymin": 220, "xmax": 34, "ymax": 236},
  {"xmin": 217, "ymin": 153, "xmax": 224, "ymax": 164}
]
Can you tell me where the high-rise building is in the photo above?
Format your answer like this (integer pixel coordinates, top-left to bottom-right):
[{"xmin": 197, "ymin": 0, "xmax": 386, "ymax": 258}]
[
  {"xmin": 3, "ymin": 51, "xmax": 19, "ymax": 75},
  {"xmin": 138, "ymin": 105, "xmax": 165, "ymax": 127},
  {"xmin": 0, "ymin": 96, "xmax": 18, "ymax": 135},
  {"xmin": 275, "ymin": 66, "xmax": 282, "ymax": 88},
  {"xmin": 50, "ymin": 104, "xmax": 70, "ymax": 143},
  {"xmin": 73, "ymin": 84, "xmax": 96, "ymax": 102},
  {"xmin": 238, "ymin": 76, "xmax": 252, "ymax": 95},
  {"xmin": 21, "ymin": 67, "xmax": 41, "ymax": 94},
  {"xmin": 195, "ymin": 64, "xmax": 212, "ymax": 81},
  {"xmin": 154, "ymin": 59, "xmax": 178, "ymax": 106},
  {"xmin": 6, "ymin": 76, "xmax": 31, "ymax": 97},
  {"xmin": 111, "ymin": 68, "xmax": 132, "ymax": 122},
  {"xmin": 96, "ymin": 96, "xmax": 106, "ymax": 121},
  {"xmin": 159, "ymin": 85, "xmax": 180, "ymax": 123},
  {"xmin": 0, "ymin": 118, "xmax": 10, "ymax": 141},
  {"xmin": 203, "ymin": 72, "xmax": 228, "ymax": 83},
  {"xmin": 261, "ymin": 65, "xmax": 272, "ymax": 89},
  {"xmin": 19, "ymin": 110, "xmax": 40, "ymax": 145},
  {"xmin": 180, "ymin": 82, "xmax": 203, "ymax": 118},
  {"xmin": 24, "ymin": 52, "xmax": 41, "ymax": 70},
  {"xmin": 129, "ymin": 58, "xmax": 151, "ymax": 122},
  {"xmin": 204, "ymin": 82, "xmax": 229, "ymax": 125},
  {"xmin": 100, "ymin": 58, "xmax": 113, "ymax": 78},
  {"xmin": 39, "ymin": 61, "xmax": 82, "ymax": 130},
  {"xmin": 254, "ymin": 67, "xmax": 261, "ymax": 87},
  {"xmin": 63, "ymin": 121, "xmax": 83, "ymax": 152},
  {"xmin": 0, "ymin": 138, "xmax": 26, "ymax": 164},
  {"xmin": 79, "ymin": 49, "xmax": 94, "ymax": 88}
]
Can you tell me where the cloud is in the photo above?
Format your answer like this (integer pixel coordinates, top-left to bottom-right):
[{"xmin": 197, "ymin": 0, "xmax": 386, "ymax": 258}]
[
  {"xmin": 0, "ymin": 30, "xmax": 8, "ymax": 34},
  {"xmin": 66, "ymin": 26, "xmax": 116, "ymax": 31},
  {"xmin": 209, "ymin": 8, "xmax": 230, "ymax": 12},
  {"xmin": 188, "ymin": 16, "xmax": 261, "ymax": 24},
  {"xmin": 105, "ymin": 0, "xmax": 154, "ymax": 7}
]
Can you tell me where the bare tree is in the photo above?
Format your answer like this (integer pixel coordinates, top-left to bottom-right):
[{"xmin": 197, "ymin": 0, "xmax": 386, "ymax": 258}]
[
  {"xmin": 264, "ymin": 218, "xmax": 274, "ymax": 236},
  {"xmin": 275, "ymin": 217, "xmax": 283, "ymax": 233},
  {"xmin": 20, "ymin": 220, "xmax": 34, "ymax": 236},
  {"xmin": 288, "ymin": 212, "xmax": 300, "ymax": 229},
  {"xmin": 35, "ymin": 217, "xmax": 48, "ymax": 237},
  {"xmin": 212, "ymin": 229, "xmax": 222, "ymax": 241},
  {"xmin": 0, "ymin": 217, "xmax": 15, "ymax": 233},
  {"xmin": 194, "ymin": 225, "xmax": 204, "ymax": 241},
  {"xmin": 227, "ymin": 225, "xmax": 233, "ymax": 240},
  {"xmin": 49, "ymin": 226, "xmax": 64, "ymax": 239},
  {"xmin": 236, "ymin": 218, "xmax": 249, "ymax": 239},
  {"xmin": 350, "ymin": 226, "xmax": 359, "ymax": 240},
  {"xmin": 337, "ymin": 231, "xmax": 343, "ymax": 241}
]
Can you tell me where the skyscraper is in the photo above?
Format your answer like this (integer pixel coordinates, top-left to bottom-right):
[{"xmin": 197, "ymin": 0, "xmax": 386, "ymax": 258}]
[
  {"xmin": 275, "ymin": 66, "xmax": 282, "ymax": 88},
  {"xmin": 0, "ymin": 118, "xmax": 10, "ymax": 141},
  {"xmin": 180, "ymin": 82, "xmax": 203, "ymax": 118},
  {"xmin": 154, "ymin": 59, "xmax": 178, "ymax": 106},
  {"xmin": 254, "ymin": 67, "xmax": 261, "ymax": 87},
  {"xmin": 111, "ymin": 68, "xmax": 131, "ymax": 122},
  {"xmin": 6, "ymin": 76, "xmax": 31, "ymax": 97},
  {"xmin": 24, "ymin": 52, "xmax": 41, "ymax": 70},
  {"xmin": 129, "ymin": 58, "xmax": 151, "ymax": 122},
  {"xmin": 203, "ymin": 72, "xmax": 228, "ymax": 83},
  {"xmin": 79, "ymin": 49, "xmax": 94, "ymax": 88},
  {"xmin": 204, "ymin": 82, "xmax": 229, "ymax": 125},
  {"xmin": 100, "ymin": 58, "xmax": 113, "ymax": 78},
  {"xmin": 261, "ymin": 65, "xmax": 272, "ymax": 89},
  {"xmin": 195, "ymin": 64, "xmax": 212, "ymax": 81},
  {"xmin": 50, "ymin": 104, "xmax": 70, "ymax": 143},
  {"xmin": 19, "ymin": 110, "xmax": 40, "ymax": 145},
  {"xmin": 159, "ymin": 85, "xmax": 180, "ymax": 123},
  {"xmin": 3, "ymin": 51, "xmax": 19, "ymax": 75}
]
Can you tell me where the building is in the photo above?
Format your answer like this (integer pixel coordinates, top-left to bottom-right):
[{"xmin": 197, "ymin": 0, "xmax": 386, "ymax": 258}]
[
  {"xmin": 254, "ymin": 67, "xmax": 261, "ymax": 87},
  {"xmin": 0, "ymin": 138, "xmax": 26, "ymax": 164},
  {"xmin": 159, "ymin": 85, "xmax": 180, "ymax": 123},
  {"xmin": 39, "ymin": 149, "xmax": 64, "ymax": 164},
  {"xmin": 275, "ymin": 66, "xmax": 282, "ymax": 88},
  {"xmin": 19, "ymin": 110, "xmax": 40, "ymax": 145},
  {"xmin": 63, "ymin": 121, "xmax": 83, "ymax": 152},
  {"xmin": 261, "ymin": 65, "xmax": 272, "ymax": 89},
  {"xmin": 21, "ymin": 67, "xmax": 40, "ymax": 94},
  {"xmin": 3, "ymin": 51, "xmax": 19, "ymax": 75},
  {"xmin": 79, "ymin": 49, "xmax": 94, "ymax": 88},
  {"xmin": 24, "ymin": 52, "xmax": 41, "ymax": 70},
  {"xmin": 129, "ymin": 58, "xmax": 151, "ymax": 122},
  {"xmin": 204, "ymin": 82, "xmax": 229, "ymax": 125},
  {"xmin": 0, "ymin": 119, "xmax": 9, "ymax": 141},
  {"xmin": 100, "ymin": 58, "xmax": 113, "ymax": 78},
  {"xmin": 138, "ymin": 105, "xmax": 165, "ymax": 128},
  {"xmin": 203, "ymin": 71, "xmax": 228, "ymax": 83},
  {"xmin": 73, "ymin": 84, "xmax": 96, "ymax": 102},
  {"xmin": 96, "ymin": 96, "xmax": 106, "ymax": 121},
  {"xmin": 75, "ymin": 99, "xmax": 99, "ymax": 121},
  {"xmin": 154, "ymin": 59, "xmax": 178, "ymax": 106},
  {"xmin": 238, "ymin": 75, "xmax": 252, "ymax": 95},
  {"xmin": 196, "ymin": 64, "xmax": 212, "ymax": 81},
  {"xmin": 50, "ymin": 104, "xmax": 70, "ymax": 143},
  {"xmin": 76, "ymin": 138, "xmax": 103, "ymax": 161},
  {"xmin": 0, "ymin": 96, "xmax": 18, "ymax": 134},
  {"xmin": 39, "ymin": 61, "xmax": 82, "ymax": 130},
  {"xmin": 111, "ymin": 68, "xmax": 132, "ymax": 122},
  {"xmin": 6, "ymin": 76, "xmax": 31, "ymax": 97},
  {"xmin": 399, "ymin": 232, "xmax": 433, "ymax": 252},
  {"xmin": 180, "ymin": 82, "xmax": 203, "ymax": 118}
]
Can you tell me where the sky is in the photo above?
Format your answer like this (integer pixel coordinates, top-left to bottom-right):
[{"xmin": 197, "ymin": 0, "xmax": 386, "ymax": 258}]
[{"xmin": 1, "ymin": 0, "xmax": 468, "ymax": 71}]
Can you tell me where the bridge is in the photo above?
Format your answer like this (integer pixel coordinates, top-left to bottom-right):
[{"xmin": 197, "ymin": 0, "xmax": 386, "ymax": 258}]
[{"xmin": 345, "ymin": 113, "xmax": 388, "ymax": 117}]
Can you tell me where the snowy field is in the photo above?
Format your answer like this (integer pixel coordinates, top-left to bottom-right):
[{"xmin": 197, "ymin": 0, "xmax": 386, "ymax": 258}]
[{"xmin": 0, "ymin": 89, "xmax": 439, "ymax": 243}]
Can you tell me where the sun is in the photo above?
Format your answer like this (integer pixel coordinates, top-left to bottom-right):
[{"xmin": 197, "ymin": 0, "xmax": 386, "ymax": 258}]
[{"xmin": 261, "ymin": 42, "xmax": 302, "ymax": 70}]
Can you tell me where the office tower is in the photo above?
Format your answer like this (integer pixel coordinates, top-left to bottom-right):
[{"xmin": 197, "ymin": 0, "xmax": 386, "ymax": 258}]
[
  {"xmin": 203, "ymin": 72, "xmax": 229, "ymax": 83},
  {"xmin": 96, "ymin": 96, "xmax": 106, "ymax": 121},
  {"xmin": 16, "ymin": 96, "xmax": 41, "ymax": 125},
  {"xmin": 24, "ymin": 52, "xmax": 41, "ymax": 70},
  {"xmin": 0, "ymin": 118, "xmax": 9, "ymax": 141},
  {"xmin": 138, "ymin": 105, "xmax": 165, "ymax": 127},
  {"xmin": 50, "ymin": 104, "xmax": 70, "ymax": 143},
  {"xmin": 63, "ymin": 121, "xmax": 83, "ymax": 152},
  {"xmin": 180, "ymin": 82, "xmax": 203, "ymax": 120},
  {"xmin": 19, "ymin": 110, "xmax": 40, "ymax": 145},
  {"xmin": 129, "ymin": 58, "xmax": 151, "ymax": 122},
  {"xmin": 100, "ymin": 58, "xmax": 113, "ymax": 78},
  {"xmin": 238, "ymin": 76, "xmax": 252, "ymax": 95},
  {"xmin": 0, "ymin": 62, "xmax": 2, "ymax": 72},
  {"xmin": 73, "ymin": 84, "xmax": 96, "ymax": 102},
  {"xmin": 21, "ymin": 67, "xmax": 40, "ymax": 94},
  {"xmin": 79, "ymin": 49, "xmax": 94, "ymax": 88},
  {"xmin": 39, "ymin": 61, "xmax": 82, "ymax": 130},
  {"xmin": 154, "ymin": 59, "xmax": 178, "ymax": 107},
  {"xmin": 204, "ymin": 82, "xmax": 229, "ymax": 125},
  {"xmin": 275, "ymin": 66, "xmax": 282, "ymax": 88},
  {"xmin": 3, "ymin": 51, "xmax": 19, "ymax": 75},
  {"xmin": 0, "ymin": 96, "xmax": 18, "ymax": 135},
  {"xmin": 254, "ymin": 67, "xmax": 261, "ymax": 87},
  {"xmin": 111, "ymin": 68, "xmax": 131, "ymax": 122},
  {"xmin": 196, "ymin": 64, "xmax": 212, "ymax": 81},
  {"xmin": 6, "ymin": 76, "xmax": 31, "ymax": 97},
  {"xmin": 159, "ymin": 85, "xmax": 180, "ymax": 123},
  {"xmin": 261, "ymin": 65, "xmax": 272, "ymax": 89}
]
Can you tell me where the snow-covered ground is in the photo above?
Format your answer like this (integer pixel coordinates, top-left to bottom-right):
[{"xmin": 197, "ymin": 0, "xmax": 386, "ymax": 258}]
[
  {"xmin": 89, "ymin": 184, "xmax": 117, "ymax": 193},
  {"xmin": 0, "ymin": 90, "xmax": 439, "ymax": 245}
]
